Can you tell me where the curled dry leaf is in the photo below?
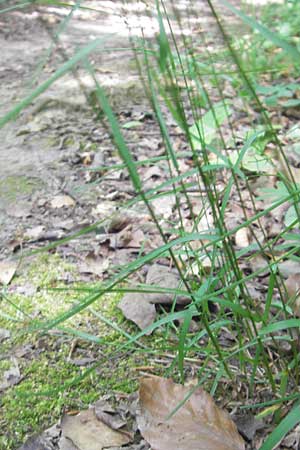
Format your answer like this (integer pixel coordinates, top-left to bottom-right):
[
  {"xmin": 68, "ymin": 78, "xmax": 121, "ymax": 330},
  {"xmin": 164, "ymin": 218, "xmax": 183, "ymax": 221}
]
[
  {"xmin": 0, "ymin": 358, "xmax": 21, "ymax": 391},
  {"xmin": 50, "ymin": 194, "xmax": 75, "ymax": 209},
  {"xmin": 235, "ymin": 228, "xmax": 250, "ymax": 249},
  {"xmin": 24, "ymin": 225, "xmax": 46, "ymax": 241},
  {"xmin": 137, "ymin": 376, "xmax": 245, "ymax": 450},
  {"xmin": 0, "ymin": 260, "xmax": 18, "ymax": 285},
  {"xmin": 118, "ymin": 265, "xmax": 190, "ymax": 333},
  {"xmin": 118, "ymin": 293, "xmax": 156, "ymax": 333},
  {"xmin": 152, "ymin": 195, "xmax": 175, "ymax": 219},
  {"xmin": 78, "ymin": 251, "xmax": 110, "ymax": 277},
  {"xmin": 108, "ymin": 213, "xmax": 131, "ymax": 233},
  {"xmin": 285, "ymin": 274, "xmax": 300, "ymax": 316}
]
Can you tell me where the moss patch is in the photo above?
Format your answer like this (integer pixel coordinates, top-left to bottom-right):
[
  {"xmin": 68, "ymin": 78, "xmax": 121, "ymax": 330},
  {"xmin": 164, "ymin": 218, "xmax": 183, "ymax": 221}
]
[
  {"xmin": 0, "ymin": 253, "xmax": 168, "ymax": 449},
  {"xmin": 0, "ymin": 176, "xmax": 43, "ymax": 203}
]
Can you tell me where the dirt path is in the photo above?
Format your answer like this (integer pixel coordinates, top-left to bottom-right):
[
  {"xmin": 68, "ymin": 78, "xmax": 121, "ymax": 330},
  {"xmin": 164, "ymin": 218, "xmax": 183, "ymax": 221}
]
[{"xmin": 0, "ymin": 0, "xmax": 250, "ymax": 257}]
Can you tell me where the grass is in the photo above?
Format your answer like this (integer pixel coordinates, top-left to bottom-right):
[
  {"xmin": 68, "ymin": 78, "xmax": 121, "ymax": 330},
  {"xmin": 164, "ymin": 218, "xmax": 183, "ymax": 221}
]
[{"xmin": 1, "ymin": 0, "xmax": 300, "ymax": 449}]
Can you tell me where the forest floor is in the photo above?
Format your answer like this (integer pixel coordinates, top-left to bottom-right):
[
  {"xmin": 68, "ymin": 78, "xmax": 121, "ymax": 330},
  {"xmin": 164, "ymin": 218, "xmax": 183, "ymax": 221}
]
[{"xmin": 1, "ymin": 1, "xmax": 300, "ymax": 449}]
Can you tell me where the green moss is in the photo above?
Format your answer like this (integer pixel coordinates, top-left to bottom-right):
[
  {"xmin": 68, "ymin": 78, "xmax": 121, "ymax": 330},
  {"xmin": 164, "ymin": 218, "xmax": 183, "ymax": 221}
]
[
  {"xmin": 0, "ymin": 176, "xmax": 43, "ymax": 203},
  {"xmin": 0, "ymin": 253, "xmax": 167, "ymax": 450}
]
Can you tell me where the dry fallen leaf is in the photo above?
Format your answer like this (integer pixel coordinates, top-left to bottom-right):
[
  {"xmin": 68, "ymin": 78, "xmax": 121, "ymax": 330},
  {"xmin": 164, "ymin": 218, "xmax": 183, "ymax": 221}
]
[
  {"xmin": 235, "ymin": 228, "xmax": 250, "ymax": 248},
  {"xmin": 0, "ymin": 260, "xmax": 18, "ymax": 285},
  {"xmin": 137, "ymin": 376, "xmax": 245, "ymax": 450},
  {"xmin": 24, "ymin": 225, "xmax": 46, "ymax": 241},
  {"xmin": 0, "ymin": 328, "xmax": 10, "ymax": 342},
  {"xmin": 78, "ymin": 251, "xmax": 110, "ymax": 277},
  {"xmin": 152, "ymin": 195, "xmax": 175, "ymax": 219},
  {"xmin": 108, "ymin": 213, "xmax": 131, "ymax": 233},
  {"xmin": 118, "ymin": 265, "xmax": 190, "ymax": 333},
  {"xmin": 118, "ymin": 293, "xmax": 157, "ymax": 333},
  {"xmin": 61, "ymin": 408, "xmax": 132, "ymax": 450},
  {"xmin": 50, "ymin": 194, "xmax": 75, "ymax": 209},
  {"xmin": 0, "ymin": 358, "xmax": 21, "ymax": 391},
  {"xmin": 285, "ymin": 274, "xmax": 300, "ymax": 316}
]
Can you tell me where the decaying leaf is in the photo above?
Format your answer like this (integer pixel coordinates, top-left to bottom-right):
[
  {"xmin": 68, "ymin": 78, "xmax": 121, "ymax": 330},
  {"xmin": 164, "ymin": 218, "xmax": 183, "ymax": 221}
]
[
  {"xmin": 0, "ymin": 260, "xmax": 18, "ymax": 285},
  {"xmin": 50, "ymin": 194, "xmax": 76, "ymax": 209},
  {"xmin": 0, "ymin": 358, "xmax": 21, "ymax": 391},
  {"xmin": 78, "ymin": 251, "xmax": 110, "ymax": 277},
  {"xmin": 152, "ymin": 195, "xmax": 175, "ymax": 218},
  {"xmin": 94, "ymin": 398, "xmax": 131, "ymax": 436},
  {"xmin": 17, "ymin": 424, "xmax": 62, "ymax": 450},
  {"xmin": 137, "ymin": 376, "xmax": 245, "ymax": 450},
  {"xmin": 118, "ymin": 293, "xmax": 157, "ymax": 333},
  {"xmin": 108, "ymin": 213, "xmax": 132, "ymax": 233},
  {"xmin": 0, "ymin": 328, "xmax": 10, "ymax": 342},
  {"xmin": 118, "ymin": 265, "xmax": 190, "ymax": 333},
  {"xmin": 24, "ymin": 225, "xmax": 46, "ymax": 241},
  {"xmin": 61, "ymin": 408, "xmax": 132, "ymax": 450},
  {"xmin": 285, "ymin": 274, "xmax": 300, "ymax": 316}
]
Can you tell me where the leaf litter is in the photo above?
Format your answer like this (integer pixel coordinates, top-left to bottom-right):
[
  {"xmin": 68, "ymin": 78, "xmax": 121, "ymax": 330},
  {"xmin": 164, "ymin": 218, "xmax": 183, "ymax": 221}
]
[{"xmin": 18, "ymin": 376, "xmax": 245, "ymax": 450}]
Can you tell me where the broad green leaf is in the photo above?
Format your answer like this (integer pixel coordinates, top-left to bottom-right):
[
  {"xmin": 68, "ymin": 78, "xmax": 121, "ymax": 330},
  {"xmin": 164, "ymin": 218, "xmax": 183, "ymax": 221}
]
[
  {"xmin": 189, "ymin": 102, "xmax": 232, "ymax": 149},
  {"xmin": 241, "ymin": 148, "xmax": 273, "ymax": 173}
]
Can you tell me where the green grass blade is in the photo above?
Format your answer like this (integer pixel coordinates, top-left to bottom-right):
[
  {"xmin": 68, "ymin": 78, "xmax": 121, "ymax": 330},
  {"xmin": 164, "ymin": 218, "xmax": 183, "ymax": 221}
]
[
  {"xmin": 178, "ymin": 306, "xmax": 196, "ymax": 383},
  {"xmin": 259, "ymin": 319, "xmax": 300, "ymax": 336},
  {"xmin": 259, "ymin": 402, "xmax": 300, "ymax": 450}
]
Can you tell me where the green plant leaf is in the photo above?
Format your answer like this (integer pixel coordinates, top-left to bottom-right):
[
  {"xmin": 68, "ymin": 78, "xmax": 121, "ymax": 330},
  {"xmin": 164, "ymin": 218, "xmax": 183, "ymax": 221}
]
[
  {"xmin": 284, "ymin": 204, "xmax": 300, "ymax": 227},
  {"xmin": 259, "ymin": 402, "xmax": 300, "ymax": 450},
  {"xmin": 219, "ymin": 0, "xmax": 300, "ymax": 60},
  {"xmin": 259, "ymin": 319, "xmax": 300, "ymax": 336},
  {"xmin": 189, "ymin": 102, "xmax": 232, "ymax": 149},
  {"xmin": 155, "ymin": 0, "xmax": 171, "ymax": 72},
  {"xmin": 122, "ymin": 120, "xmax": 143, "ymax": 129},
  {"xmin": 241, "ymin": 148, "xmax": 273, "ymax": 173}
]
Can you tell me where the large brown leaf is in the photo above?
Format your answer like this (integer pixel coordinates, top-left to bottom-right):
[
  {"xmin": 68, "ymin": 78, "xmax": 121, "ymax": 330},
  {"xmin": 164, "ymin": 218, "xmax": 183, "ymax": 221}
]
[
  {"xmin": 137, "ymin": 376, "xmax": 245, "ymax": 450},
  {"xmin": 61, "ymin": 408, "xmax": 132, "ymax": 450}
]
